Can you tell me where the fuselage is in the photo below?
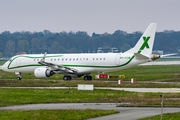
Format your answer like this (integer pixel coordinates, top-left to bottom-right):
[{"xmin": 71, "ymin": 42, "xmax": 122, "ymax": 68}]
[{"xmin": 2, "ymin": 53, "xmax": 151, "ymax": 74}]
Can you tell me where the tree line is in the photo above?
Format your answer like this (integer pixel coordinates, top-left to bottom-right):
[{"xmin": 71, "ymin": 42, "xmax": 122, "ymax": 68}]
[{"xmin": 0, "ymin": 29, "xmax": 180, "ymax": 57}]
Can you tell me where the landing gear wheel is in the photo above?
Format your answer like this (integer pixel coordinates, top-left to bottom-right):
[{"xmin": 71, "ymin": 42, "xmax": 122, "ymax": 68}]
[
  {"xmin": 84, "ymin": 76, "xmax": 92, "ymax": 81},
  {"xmin": 84, "ymin": 76, "xmax": 88, "ymax": 81},
  {"xmin": 17, "ymin": 77, "xmax": 21, "ymax": 80},
  {"xmin": 63, "ymin": 76, "xmax": 72, "ymax": 81},
  {"xmin": 68, "ymin": 76, "xmax": 72, "ymax": 80}
]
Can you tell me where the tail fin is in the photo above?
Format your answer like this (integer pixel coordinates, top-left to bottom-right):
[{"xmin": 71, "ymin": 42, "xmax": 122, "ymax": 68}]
[{"xmin": 125, "ymin": 23, "xmax": 157, "ymax": 55}]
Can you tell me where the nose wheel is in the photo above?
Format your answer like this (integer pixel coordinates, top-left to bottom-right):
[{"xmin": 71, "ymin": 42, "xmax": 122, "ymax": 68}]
[
  {"xmin": 17, "ymin": 77, "xmax": 21, "ymax": 80},
  {"xmin": 15, "ymin": 72, "xmax": 22, "ymax": 80}
]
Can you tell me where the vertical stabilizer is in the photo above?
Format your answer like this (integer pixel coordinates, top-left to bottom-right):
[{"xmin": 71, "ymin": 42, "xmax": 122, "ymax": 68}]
[{"xmin": 125, "ymin": 23, "xmax": 157, "ymax": 55}]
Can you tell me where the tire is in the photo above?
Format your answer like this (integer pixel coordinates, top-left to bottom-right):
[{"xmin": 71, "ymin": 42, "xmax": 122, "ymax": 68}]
[
  {"xmin": 68, "ymin": 76, "xmax": 72, "ymax": 80},
  {"xmin": 84, "ymin": 76, "xmax": 88, "ymax": 81},
  {"xmin": 88, "ymin": 76, "xmax": 92, "ymax": 81},
  {"xmin": 17, "ymin": 77, "xmax": 21, "ymax": 80},
  {"xmin": 63, "ymin": 76, "xmax": 68, "ymax": 81}
]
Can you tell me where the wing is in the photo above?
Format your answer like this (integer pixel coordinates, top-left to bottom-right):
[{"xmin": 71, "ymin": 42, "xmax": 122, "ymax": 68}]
[{"xmin": 38, "ymin": 52, "xmax": 78, "ymax": 74}]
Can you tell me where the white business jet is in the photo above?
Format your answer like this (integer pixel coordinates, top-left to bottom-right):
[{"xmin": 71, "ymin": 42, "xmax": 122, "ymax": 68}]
[{"xmin": 2, "ymin": 23, "xmax": 160, "ymax": 80}]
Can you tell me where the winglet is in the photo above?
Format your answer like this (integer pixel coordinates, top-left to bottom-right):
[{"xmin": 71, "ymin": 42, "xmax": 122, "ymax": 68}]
[{"xmin": 39, "ymin": 52, "xmax": 47, "ymax": 63}]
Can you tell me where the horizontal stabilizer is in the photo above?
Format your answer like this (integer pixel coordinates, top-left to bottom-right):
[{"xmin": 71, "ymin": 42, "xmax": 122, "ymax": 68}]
[{"xmin": 134, "ymin": 53, "xmax": 149, "ymax": 59}]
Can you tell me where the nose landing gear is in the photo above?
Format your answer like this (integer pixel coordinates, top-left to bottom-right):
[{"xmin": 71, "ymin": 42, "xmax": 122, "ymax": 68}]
[{"xmin": 15, "ymin": 72, "xmax": 21, "ymax": 80}]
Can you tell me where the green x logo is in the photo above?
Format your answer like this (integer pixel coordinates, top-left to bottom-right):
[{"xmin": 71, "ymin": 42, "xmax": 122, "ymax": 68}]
[{"xmin": 138, "ymin": 36, "xmax": 150, "ymax": 53}]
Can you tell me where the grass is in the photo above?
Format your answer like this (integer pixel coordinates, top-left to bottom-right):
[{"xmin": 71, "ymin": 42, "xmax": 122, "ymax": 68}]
[
  {"xmin": 1, "ymin": 65, "xmax": 180, "ymax": 82},
  {"xmin": 139, "ymin": 112, "xmax": 180, "ymax": 120},
  {"xmin": 1, "ymin": 88, "xmax": 180, "ymax": 107},
  {"xmin": 1, "ymin": 79, "xmax": 180, "ymax": 88},
  {"xmin": 0, "ymin": 109, "xmax": 119, "ymax": 120},
  {"xmin": 0, "ymin": 61, "xmax": 6, "ymax": 65},
  {"xmin": 1, "ymin": 65, "xmax": 180, "ymax": 88}
]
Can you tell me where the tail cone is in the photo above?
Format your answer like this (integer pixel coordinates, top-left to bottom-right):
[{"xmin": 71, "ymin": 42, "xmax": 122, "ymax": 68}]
[{"xmin": 151, "ymin": 54, "xmax": 160, "ymax": 60}]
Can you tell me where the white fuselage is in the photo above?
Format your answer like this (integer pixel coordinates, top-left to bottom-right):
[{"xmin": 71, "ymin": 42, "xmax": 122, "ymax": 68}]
[{"xmin": 2, "ymin": 53, "xmax": 151, "ymax": 74}]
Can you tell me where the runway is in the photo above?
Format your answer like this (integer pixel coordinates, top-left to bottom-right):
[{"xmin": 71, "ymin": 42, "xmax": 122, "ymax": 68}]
[{"xmin": 0, "ymin": 103, "xmax": 180, "ymax": 120}]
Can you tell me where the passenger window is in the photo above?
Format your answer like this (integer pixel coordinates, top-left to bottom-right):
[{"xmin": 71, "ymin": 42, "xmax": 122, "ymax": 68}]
[
  {"xmin": 66, "ymin": 58, "xmax": 67, "ymax": 61},
  {"xmin": 54, "ymin": 59, "xmax": 56, "ymax": 61},
  {"xmin": 86, "ymin": 58, "xmax": 88, "ymax": 60},
  {"xmin": 58, "ymin": 59, "xmax": 60, "ymax": 61},
  {"xmin": 93, "ymin": 58, "xmax": 95, "ymax": 60},
  {"xmin": 73, "ymin": 58, "xmax": 75, "ymax": 61},
  {"xmin": 76, "ymin": 58, "xmax": 78, "ymax": 61},
  {"xmin": 69, "ymin": 58, "xmax": 71, "ymax": 61},
  {"xmin": 103, "ymin": 58, "xmax": 105, "ymax": 60},
  {"xmin": 34, "ymin": 59, "xmax": 36, "ymax": 61},
  {"xmin": 100, "ymin": 58, "xmax": 102, "ymax": 60},
  {"xmin": 96, "ymin": 58, "xmax": 98, "ymax": 60},
  {"xmin": 83, "ymin": 58, "xmax": 85, "ymax": 60}
]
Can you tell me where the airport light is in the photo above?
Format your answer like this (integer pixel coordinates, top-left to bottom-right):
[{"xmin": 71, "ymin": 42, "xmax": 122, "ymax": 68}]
[{"xmin": 160, "ymin": 93, "xmax": 164, "ymax": 120}]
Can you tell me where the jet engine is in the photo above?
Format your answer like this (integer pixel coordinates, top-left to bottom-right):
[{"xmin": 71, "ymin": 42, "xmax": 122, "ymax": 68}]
[{"xmin": 34, "ymin": 67, "xmax": 54, "ymax": 78}]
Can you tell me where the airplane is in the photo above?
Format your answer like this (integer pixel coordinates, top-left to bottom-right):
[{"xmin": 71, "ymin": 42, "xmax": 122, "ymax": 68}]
[{"xmin": 2, "ymin": 23, "xmax": 160, "ymax": 81}]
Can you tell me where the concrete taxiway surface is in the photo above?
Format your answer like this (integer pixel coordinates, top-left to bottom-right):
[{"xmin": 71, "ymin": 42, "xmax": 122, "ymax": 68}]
[
  {"xmin": 140, "ymin": 61, "xmax": 180, "ymax": 65},
  {"xmin": 0, "ymin": 103, "xmax": 180, "ymax": 120},
  {"xmin": 1, "ymin": 87, "xmax": 180, "ymax": 93}
]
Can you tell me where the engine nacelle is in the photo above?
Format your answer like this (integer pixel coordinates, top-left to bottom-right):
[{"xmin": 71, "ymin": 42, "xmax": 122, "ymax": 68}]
[{"xmin": 34, "ymin": 67, "xmax": 54, "ymax": 78}]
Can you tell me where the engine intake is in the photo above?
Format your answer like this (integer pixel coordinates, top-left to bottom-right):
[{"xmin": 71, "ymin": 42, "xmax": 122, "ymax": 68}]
[{"xmin": 34, "ymin": 67, "xmax": 54, "ymax": 78}]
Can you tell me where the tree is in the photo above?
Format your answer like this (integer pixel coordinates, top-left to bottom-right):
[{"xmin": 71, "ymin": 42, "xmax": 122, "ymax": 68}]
[
  {"xmin": 17, "ymin": 40, "xmax": 30, "ymax": 52},
  {"xmin": 120, "ymin": 43, "xmax": 131, "ymax": 52},
  {"xmin": 4, "ymin": 40, "xmax": 15, "ymax": 56},
  {"xmin": 0, "ymin": 52, "xmax": 2, "ymax": 58},
  {"xmin": 31, "ymin": 38, "xmax": 41, "ymax": 53}
]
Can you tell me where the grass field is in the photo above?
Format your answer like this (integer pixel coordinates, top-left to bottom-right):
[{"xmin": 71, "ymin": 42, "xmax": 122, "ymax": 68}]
[
  {"xmin": 0, "ymin": 109, "xmax": 118, "ymax": 120},
  {"xmin": 0, "ymin": 88, "xmax": 180, "ymax": 107},
  {"xmin": 0, "ymin": 61, "xmax": 6, "ymax": 65},
  {"xmin": 1, "ymin": 64, "xmax": 180, "ymax": 119}
]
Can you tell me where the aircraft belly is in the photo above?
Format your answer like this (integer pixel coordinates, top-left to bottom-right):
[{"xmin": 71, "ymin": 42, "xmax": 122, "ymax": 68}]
[{"xmin": 75, "ymin": 67, "xmax": 95, "ymax": 74}]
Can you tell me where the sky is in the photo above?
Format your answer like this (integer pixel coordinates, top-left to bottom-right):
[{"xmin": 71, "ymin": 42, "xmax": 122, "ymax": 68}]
[{"xmin": 0, "ymin": 0, "xmax": 180, "ymax": 35}]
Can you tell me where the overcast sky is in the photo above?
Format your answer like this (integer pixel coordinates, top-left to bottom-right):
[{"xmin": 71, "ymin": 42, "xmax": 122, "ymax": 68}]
[{"xmin": 0, "ymin": 0, "xmax": 180, "ymax": 35}]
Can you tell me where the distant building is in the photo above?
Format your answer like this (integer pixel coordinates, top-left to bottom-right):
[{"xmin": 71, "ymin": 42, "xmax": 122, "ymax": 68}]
[
  {"xmin": 152, "ymin": 50, "xmax": 163, "ymax": 55},
  {"xmin": 97, "ymin": 46, "xmax": 118, "ymax": 53}
]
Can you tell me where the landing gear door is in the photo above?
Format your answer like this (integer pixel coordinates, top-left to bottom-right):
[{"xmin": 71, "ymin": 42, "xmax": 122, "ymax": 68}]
[{"xmin": 115, "ymin": 54, "xmax": 121, "ymax": 65}]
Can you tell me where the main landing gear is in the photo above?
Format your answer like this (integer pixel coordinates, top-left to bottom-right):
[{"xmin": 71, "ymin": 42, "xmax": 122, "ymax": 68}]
[
  {"xmin": 84, "ymin": 76, "xmax": 92, "ymax": 81},
  {"xmin": 63, "ymin": 76, "xmax": 72, "ymax": 81}
]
